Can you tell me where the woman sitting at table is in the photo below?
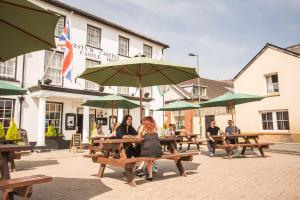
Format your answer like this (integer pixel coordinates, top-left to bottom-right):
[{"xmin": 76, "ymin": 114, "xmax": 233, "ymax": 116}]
[
  {"xmin": 116, "ymin": 115, "xmax": 139, "ymax": 158},
  {"xmin": 138, "ymin": 116, "xmax": 163, "ymax": 181}
]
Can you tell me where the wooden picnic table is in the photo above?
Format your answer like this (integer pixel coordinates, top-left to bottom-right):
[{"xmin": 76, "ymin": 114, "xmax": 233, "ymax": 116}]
[
  {"xmin": 176, "ymin": 134, "xmax": 203, "ymax": 151},
  {"xmin": 0, "ymin": 144, "xmax": 33, "ymax": 180},
  {"xmin": 210, "ymin": 133, "xmax": 273, "ymax": 159},
  {"xmin": 86, "ymin": 137, "xmax": 198, "ymax": 186}
]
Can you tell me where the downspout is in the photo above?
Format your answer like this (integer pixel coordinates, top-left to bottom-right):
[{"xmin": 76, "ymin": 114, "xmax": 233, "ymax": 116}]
[{"xmin": 19, "ymin": 54, "xmax": 26, "ymax": 128}]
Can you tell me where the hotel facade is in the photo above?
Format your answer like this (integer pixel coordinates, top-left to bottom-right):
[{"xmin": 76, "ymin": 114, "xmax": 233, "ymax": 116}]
[{"xmin": 0, "ymin": 0, "xmax": 169, "ymax": 145}]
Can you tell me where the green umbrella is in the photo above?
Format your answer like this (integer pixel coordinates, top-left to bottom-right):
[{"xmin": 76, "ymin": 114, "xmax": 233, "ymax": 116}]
[
  {"xmin": 0, "ymin": 80, "xmax": 27, "ymax": 95},
  {"xmin": 79, "ymin": 56, "xmax": 199, "ymax": 121},
  {"xmin": 0, "ymin": 81, "xmax": 27, "ymax": 133},
  {"xmin": 201, "ymin": 92, "xmax": 265, "ymax": 126},
  {"xmin": 157, "ymin": 100, "xmax": 200, "ymax": 130},
  {"xmin": 82, "ymin": 94, "xmax": 140, "ymax": 118},
  {"xmin": 0, "ymin": 0, "xmax": 60, "ymax": 61}
]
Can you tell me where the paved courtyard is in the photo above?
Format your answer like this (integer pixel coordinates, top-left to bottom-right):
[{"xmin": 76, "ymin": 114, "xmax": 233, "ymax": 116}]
[{"xmin": 5, "ymin": 148, "xmax": 300, "ymax": 200}]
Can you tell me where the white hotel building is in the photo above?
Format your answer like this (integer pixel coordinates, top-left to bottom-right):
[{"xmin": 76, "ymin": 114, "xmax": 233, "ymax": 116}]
[{"xmin": 0, "ymin": 0, "xmax": 169, "ymax": 145}]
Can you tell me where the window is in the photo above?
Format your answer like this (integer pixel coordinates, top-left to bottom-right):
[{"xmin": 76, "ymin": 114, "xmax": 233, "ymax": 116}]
[
  {"xmin": 143, "ymin": 44, "xmax": 152, "ymax": 58},
  {"xmin": 193, "ymin": 85, "xmax": 207, "ymax": 96},
  {"xmin": 261, "ymin": 110, "xmax": 290, "ymax": 131},
  {"xmin": 0, "ymin": 58, "xmax": 16, "ymax": 79},
  {"xmin": 0, "ymin": 99, "xmax": 14, "ymax": 129},
  {"xmin": 44, "ymin": 51, "xmax": 63, "ymax": 86},
  {"xmin": 86, "ymin": 25, "xmax": 101, "ymax": 48},
  {"xmin": 118, "ymin": 36, "xmax": 129, "ymax": 56},
  {"xmin": 261, "ymin": 112, "xmax": 273, "ymax": 130},
  {"xmin": 276, "ymin": 111, "xmax": 289, "ymax": 130},
  {"xmin": 85, "ymin": 59, "xmax": 100, "ymax": 90},
  {"xmin": 142, "ymin": 87, "xmax": 152, "ymax": 98},
  {"xmin": 55, "ymin": 16, "xmax": 65, "ymax": 37},
  {"xmin": 117, "ymin": 87, "xmax": 129, "ymax": 95},
  {"xmin": 265, "ymin": 74, "xmax": 279, "ymax": 94},
  {"xmin": 45, "ymin": 102, "xmax": 63, "ymax": 133}
]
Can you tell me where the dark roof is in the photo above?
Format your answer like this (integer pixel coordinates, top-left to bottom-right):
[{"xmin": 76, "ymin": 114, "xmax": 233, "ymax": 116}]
[
  {"xmin": 174, "ymin": 77, "xmax": 233, "ymax": 100},
  {"xmin": 286, "ymin": 44, "xmax": 300, "ymax": 54},
  {"xmin": 39, "ymin": 0, "xmax": 169, "ymax": 49},
  {"xmin": 233, "ymin": 43, "xmax": 300, "ymax": 80}
]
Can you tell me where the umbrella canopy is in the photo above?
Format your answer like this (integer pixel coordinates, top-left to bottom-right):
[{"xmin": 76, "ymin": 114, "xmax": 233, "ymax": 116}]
[
  {"xmin": 0, "ymin": 80, "xmax": 27, "ymax": 95},
  {"xmin": 157, "ymin": 100, "xmax": 200, "ymax": 111},
  {"xmin": 200, "ymin": 92, "xmax": 265, "ymax": 108},
  {"xmin": 79, "ymin": 56, "xmax": 199, "ymax": 120},
  {"xmin": 0, "ymin": 0, "xmax": 60, "ymax": 61},
  {"xmin": 200, "ymin": 92, "xmax": 265, "ymax": 126},
  {"xmin": 82, "ymin": 95, "xmax": 140, "ymax": 109}
]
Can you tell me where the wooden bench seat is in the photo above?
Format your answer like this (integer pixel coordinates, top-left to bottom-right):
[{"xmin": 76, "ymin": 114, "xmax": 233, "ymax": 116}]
[
  {"xmin": 215, "ymin": 142, "xmax": 273, "ymax": 149},
  {"xmin": 0, "ymin": 175, "xmax": 52, "ymax": 200}
]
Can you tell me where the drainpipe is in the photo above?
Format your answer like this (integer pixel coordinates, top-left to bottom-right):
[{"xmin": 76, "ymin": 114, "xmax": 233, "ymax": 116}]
[{"xmin": 19, "ymin": 54, "xmax": 26, "ymax": 128}]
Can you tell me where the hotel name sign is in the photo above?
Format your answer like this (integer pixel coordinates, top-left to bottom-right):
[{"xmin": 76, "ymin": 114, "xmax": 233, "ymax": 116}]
[{"xmin": 73, "ymin": 43, "xmax": 119, "ymax": 62}]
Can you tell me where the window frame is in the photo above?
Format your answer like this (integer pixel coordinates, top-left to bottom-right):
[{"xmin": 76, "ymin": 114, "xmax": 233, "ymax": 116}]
[
  {"xmin": 117, "ymin": 86, "xmax": 129, "ymax": 95},
  {"xmin": 86, "ymin": 24, "xmax": 102, "ymax": 49},
  {"xmin": 118, "ymin": 36, "xmax": 130, "ymax": 57},
  {"xmin": 143, "ymin": 44, "xmax": 152, "ymax": 58},
  {"xmin": 276, "ymin": 111, "xmax": 290, "ymax": 130},
  {"xmin": 44, "ymin": 50, "xmax": 64, "ymax": 87},
  {"xmin": 264, "ymin": 73, "xmax": 279, "ymax": 95},
  {"xmin": 45, "ymin": 101, "xmax": 63, "ymax": 134},
  {"xmin": 260, "ymin": 110, "xmax": 290, "ymax": 132},
  {"xmin": 0, "ymin": 58, "xmax": 17, "ymax": 80},
  {"xmin": 85, "ymin": 59, "xmax": 100, "ymax": 90},
  {"xmin": 0, "ymin": 98, "xmax": 15, "ymax": 130},
  {"xmin": 54, "ymin": 14, "xmax": 66, "ymax": 38}
]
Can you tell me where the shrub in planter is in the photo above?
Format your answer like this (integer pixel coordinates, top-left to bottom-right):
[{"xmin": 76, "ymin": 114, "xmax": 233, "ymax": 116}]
[
  {"xmin": 6, "ymin": 118, "xmax": 19, "ymax": 140},
  {"xmin": 45, "ymin": 124, "xmax": 58, "ymax": 137},
  {"xmin": 0, "ymin": 122, "xmax": 5, "ymax": 138}
]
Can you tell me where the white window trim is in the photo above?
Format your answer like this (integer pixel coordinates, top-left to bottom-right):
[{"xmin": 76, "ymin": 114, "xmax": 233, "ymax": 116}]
[
  {"xmin": 86, "ymin": 25, "xmax": 101, "ymax": 49},
  {"xmin": 259, "ymin": 110, "xmax": 290, "ymax": 133},
  {"xmin": 264, "ymin": 73, "xmax": 280, "ymax": 95}
]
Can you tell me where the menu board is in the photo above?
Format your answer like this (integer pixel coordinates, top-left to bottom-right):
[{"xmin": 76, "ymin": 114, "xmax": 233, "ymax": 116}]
[{"xmin": 70, "ymin": 133, "xmax": 82, "ymax": 152}]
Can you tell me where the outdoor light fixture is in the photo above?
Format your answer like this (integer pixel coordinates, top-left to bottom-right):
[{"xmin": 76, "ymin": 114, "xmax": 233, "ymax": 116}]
[
  {"xmin": 99, "ymin": 86, "xmax": 105, "ymax": 92},
  {"xmin": 44, "ymin": 78, "xmax": 52, "ymax": 85},
  {"xmin": 144, "ymin": 92, "xmax": 150, "ymax": 98},
  {"xmin": 188, "ymin": 53, "xmax": 196, "ymax": 57}
]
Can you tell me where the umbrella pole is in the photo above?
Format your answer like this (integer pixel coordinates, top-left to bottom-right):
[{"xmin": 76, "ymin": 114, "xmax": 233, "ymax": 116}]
[
  {"xmin": 179, "ymin": 110, "xmax": 181, "ymax": 132},
  {"xmin": 138, "ymin": 66, "xmax": 143, "ymax": 123}
]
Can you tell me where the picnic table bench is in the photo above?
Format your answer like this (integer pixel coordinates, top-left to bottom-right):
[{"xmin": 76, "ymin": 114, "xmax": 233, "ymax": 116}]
[
  {"xmin": 176, "ymin": 134, "xmax": 204, "ymax": 151},
  {"xmin": 85, "ymin": 137, "xmax": 198, "ymax": 186},
  {"xmin": 0, "ymin": 144, "xmax": 52, "ymax": 199},
  {"xmin": 211, "ymin": 133, "xmax": 273, "ymax": 159}
]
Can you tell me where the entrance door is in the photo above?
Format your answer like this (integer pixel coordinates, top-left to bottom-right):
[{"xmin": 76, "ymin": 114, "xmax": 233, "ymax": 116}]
[
  {"xmin": 205, "ymin": 115, "xmax": 215, "ymax": 130},
  {"xmin": 77, "ymin": 114, "xmax": 83, "ymax": 134}
]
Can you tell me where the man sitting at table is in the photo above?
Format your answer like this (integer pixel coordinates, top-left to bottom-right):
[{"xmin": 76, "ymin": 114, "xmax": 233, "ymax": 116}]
[
  {"xmin": 206, "ymin": 120, "xmax": 222, "ymax": 157},
  {"xmin": 225, "ymin": 120, "xmax": 241, "ymax": 157},
  {"xmin": 116, "ymin": 115, "xmax": 140, "ymax": 158}
]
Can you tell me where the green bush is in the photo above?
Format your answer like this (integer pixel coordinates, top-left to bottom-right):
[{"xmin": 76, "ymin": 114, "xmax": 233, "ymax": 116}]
[
  {"xmin": 45, "ymin": 124, "xmax": 58, "ymax": 137},
  {"xmin": 0, "ymin": 122, "xmax": 5, "ymax": 138},
  {"xmin": 6, "ymin": 118, "xmax": 19, "ymax": 140}
]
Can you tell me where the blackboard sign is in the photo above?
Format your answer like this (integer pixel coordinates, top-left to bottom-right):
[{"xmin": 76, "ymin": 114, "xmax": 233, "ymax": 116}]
[{"xmin": 69, "ymin": 133, "xmax": 82, "ymax": 153}]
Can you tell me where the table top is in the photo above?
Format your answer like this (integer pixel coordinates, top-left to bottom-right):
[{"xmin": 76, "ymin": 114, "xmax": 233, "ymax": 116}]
[
  {"xmin": 97, "ymin": 137, "xmax": 180, "ymax": 144},
  {"xmin": 0, "ymin": 144, "xmax": 33, "ymax": 152},
  {"xmin": 176, "ymin": 134, "xmax": 200, "ymax": 138},
  {"xmin": 210, "ymin": 133, "xmax": 259, "ymax": 138}
]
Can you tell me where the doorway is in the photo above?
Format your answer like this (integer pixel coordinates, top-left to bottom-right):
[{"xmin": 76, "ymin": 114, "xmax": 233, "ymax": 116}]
[
  {"xmin": 77, "ymin": 114, "xmax": 83, "ymax": 134},
  {"xmin": 205, "ymin": 115, "xmax": 215, "ymax": 130}
]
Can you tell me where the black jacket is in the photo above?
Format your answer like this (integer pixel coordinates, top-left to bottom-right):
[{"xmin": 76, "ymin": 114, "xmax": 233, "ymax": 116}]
[{"xmin": 116, "ymin": 125, "xmax": 137, "ymax": 139}]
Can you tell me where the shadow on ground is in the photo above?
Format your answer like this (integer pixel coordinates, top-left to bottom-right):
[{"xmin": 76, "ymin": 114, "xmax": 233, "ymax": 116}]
[
  {"xmin": 90, "ymin": 160, "xmax": 200, "ymax": 185},
  {"xmin": 9, "ymin": 177, "xmax": 112, "ymax": 200},
  {"xmin": 15, "ymin": 160, "xmax": 60, "ymax": 171},
  {"xmin": 200, "ymin": 149, "xmax": 268, "ymax": 159}
]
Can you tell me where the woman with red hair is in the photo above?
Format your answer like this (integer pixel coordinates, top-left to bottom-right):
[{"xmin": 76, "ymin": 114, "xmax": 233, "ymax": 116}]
[{"xmin": 138, "ymin": 116, "xmax": 163, "ymax": 181}]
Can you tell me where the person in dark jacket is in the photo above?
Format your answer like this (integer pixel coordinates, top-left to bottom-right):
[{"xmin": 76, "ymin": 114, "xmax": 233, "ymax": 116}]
[
  {"xmin": 116, "ymin": 115, "xmax": 139, "ymax": 158},
  {"xmin": 138, "ymin": 116, "xmax": 163, "ymax": 181}
]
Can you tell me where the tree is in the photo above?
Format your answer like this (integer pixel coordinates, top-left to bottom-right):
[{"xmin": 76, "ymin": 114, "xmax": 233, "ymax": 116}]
[
  {"xmin": 45, "ymin": 124, "xmax": 58, "ymax": 137},
  {"xmin": 6, "ymin": 118, "xmax": 19, "ymax": 140},
  {"xmin": 0, "ymin": 122, "xmax": 5, "ymax": 138}
]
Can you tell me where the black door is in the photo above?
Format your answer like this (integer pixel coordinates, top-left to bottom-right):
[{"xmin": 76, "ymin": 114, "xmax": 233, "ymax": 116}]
[
  {"xmin": 77, "ymin": 114, "xmax": 83, "ymax": 134},
  {"xmin": 205, "ymin": 115, "xmax": 215, "ymax": 130}
]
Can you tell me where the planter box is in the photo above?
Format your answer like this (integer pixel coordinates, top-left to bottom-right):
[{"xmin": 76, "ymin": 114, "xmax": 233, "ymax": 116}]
[{"xmin": 45, "ymin": 136, "xmax": 70, "ymax": 149}]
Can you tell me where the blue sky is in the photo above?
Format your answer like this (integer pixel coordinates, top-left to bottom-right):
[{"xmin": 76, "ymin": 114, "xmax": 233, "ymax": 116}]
[{"xmin": 60, "ymin": 0, "xmax": 300, "ymax": 80}]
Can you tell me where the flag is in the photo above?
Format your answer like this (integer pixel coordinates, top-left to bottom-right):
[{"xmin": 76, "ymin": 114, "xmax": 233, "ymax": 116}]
[{"xmin": 58, "ymin": 18, "xmax": 73, "ymax": 81}]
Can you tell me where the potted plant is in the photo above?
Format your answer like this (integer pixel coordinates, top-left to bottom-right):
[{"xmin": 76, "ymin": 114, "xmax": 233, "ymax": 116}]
[
  {"xmin": 45, "ymin": 123, "xmax": 68, "ymax": 149},
  {"xmin": 6, "ymin": 118, "xmax": 19, "ymax": 141},
  {"xmin": 0, "ymin": 122, "xmax": 5, "ymax": 139}
]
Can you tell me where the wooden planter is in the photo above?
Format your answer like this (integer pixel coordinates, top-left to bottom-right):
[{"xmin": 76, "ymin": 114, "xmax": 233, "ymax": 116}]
[{"xmin": 45, "ymin": 136, "xmax": 70, "ymax": 149}]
